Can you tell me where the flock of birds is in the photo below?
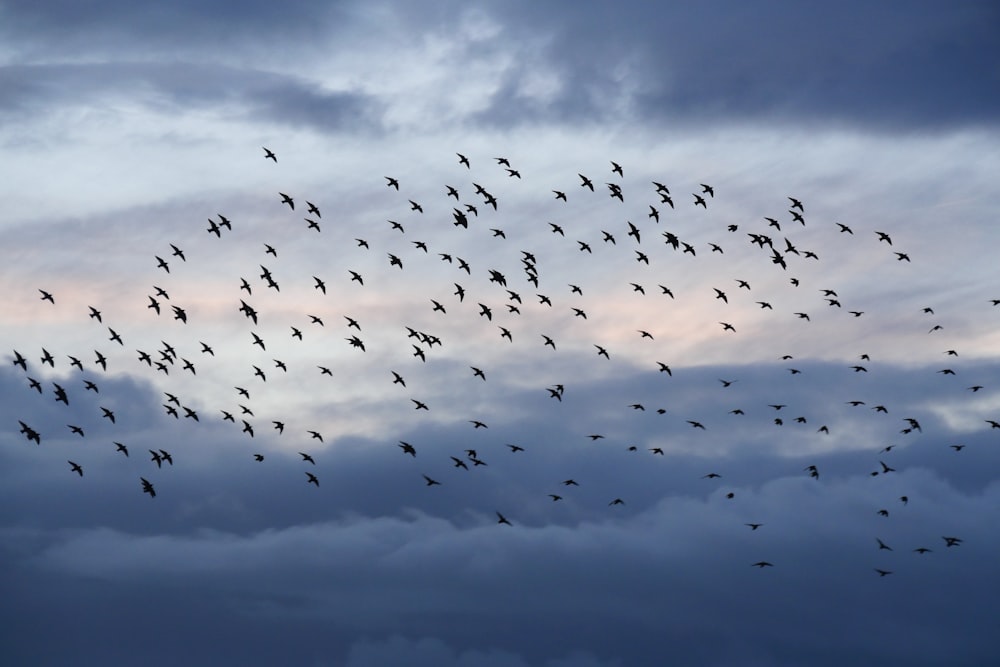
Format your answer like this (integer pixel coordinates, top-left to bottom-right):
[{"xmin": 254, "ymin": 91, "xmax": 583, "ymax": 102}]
[{"xmin": 9, "ymin": 145, "xmax": 991, "ymax": 576}]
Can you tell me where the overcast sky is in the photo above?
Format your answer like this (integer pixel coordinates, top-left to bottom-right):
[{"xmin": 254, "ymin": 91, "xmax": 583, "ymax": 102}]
[{"xmin": 2, "ymin": 2, "xmax": 999, "ymax": 666}]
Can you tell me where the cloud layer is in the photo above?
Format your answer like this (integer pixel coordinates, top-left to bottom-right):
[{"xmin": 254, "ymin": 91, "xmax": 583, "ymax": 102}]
[{"xmin": 2, "ymin": 2, "xmax": 998, "ymax": 666}]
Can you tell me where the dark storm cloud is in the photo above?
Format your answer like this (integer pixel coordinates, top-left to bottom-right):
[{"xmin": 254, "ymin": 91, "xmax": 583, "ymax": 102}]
[
  {"xmin": 5, "ymin": 1, "xmax": 995, "ymax": 133},
  {"xmin": 0, "ymin": 0, "xmax": 351, "ymax": 52},
  {"xmin": 3, "ymin": 471, "xmax": 997, "ymax": 666},
  {"xmin": 486, "ymin": 1, "xmax": 1000, "ymax": 131},
  {"xmin": 3, "ymin": 351, "xmax": 999, "ymax": 666},
  {"xmin": 0, "ymin": 61, "xmax": 378, "ymax": 132}
]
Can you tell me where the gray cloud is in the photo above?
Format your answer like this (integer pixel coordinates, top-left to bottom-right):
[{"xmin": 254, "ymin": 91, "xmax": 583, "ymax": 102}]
[
  {"xmin": 3, "ymin": 339, "xmax": 999, "ymax": 665},
  {"xmin": 6, "ymin": 1, "xmax": 996, "ymax": 133},
  {"xmin": 0, "ymin": 61, "xmax": 378, "ymax": 135},
  {"xmin": 488, "ymin": 1, "xmax": 1000, "ymax": 131}
]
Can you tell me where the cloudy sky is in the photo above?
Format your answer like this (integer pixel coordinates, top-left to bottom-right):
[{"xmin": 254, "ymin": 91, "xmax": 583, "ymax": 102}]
[{"xmin": 2, "ymin": 2, "xmax": 999, "ymax": 665}]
